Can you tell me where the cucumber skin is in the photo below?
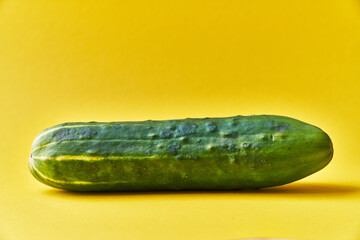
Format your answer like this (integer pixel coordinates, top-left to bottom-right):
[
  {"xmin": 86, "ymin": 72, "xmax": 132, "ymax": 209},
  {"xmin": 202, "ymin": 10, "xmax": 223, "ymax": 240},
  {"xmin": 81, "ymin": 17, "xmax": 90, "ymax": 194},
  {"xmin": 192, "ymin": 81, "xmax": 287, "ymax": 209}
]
[{"xmin": 29, "ymin": 115, "xmax": 333, "ymax": 191}]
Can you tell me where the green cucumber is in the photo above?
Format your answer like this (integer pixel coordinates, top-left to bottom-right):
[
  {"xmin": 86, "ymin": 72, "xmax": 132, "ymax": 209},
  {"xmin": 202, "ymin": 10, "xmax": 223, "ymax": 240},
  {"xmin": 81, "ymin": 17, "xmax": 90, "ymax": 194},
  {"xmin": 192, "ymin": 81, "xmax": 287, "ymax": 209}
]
[{"xmin": 29, "ymin": 115, "xmax": 333, "ymax": 191}]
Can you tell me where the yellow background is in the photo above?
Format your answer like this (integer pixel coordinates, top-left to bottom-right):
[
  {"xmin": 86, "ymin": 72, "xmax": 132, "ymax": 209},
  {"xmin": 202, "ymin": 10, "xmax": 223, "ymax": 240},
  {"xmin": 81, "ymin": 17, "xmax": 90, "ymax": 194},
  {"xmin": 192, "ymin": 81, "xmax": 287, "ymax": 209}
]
[{"xmin": 0, "ymin": 0, "xmax": 360, "ymax": 239}]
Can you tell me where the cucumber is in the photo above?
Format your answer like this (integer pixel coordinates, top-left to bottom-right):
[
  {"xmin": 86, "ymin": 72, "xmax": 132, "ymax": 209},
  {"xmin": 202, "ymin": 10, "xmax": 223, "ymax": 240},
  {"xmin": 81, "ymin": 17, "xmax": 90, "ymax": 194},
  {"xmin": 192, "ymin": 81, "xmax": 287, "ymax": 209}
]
[{"xmin": 29, "ymin": 115, "xmax": 333, "ymax": 191}]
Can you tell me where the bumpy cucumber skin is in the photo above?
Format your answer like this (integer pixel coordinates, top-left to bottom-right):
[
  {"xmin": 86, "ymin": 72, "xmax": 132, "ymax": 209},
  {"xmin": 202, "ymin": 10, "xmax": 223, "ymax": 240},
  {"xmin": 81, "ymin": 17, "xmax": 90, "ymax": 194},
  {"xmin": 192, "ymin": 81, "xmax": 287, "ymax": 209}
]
[{"xmin": 29, "ymin": 115, "xmax": 333, "ymax": 191}]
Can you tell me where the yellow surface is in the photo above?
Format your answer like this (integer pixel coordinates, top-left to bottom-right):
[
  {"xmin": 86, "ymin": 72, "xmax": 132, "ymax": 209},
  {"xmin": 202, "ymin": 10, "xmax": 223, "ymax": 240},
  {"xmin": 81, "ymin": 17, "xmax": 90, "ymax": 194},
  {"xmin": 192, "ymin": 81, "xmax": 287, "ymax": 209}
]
[{"xmin": 0, "ymin": 0, "xmax": 360, "ymax": 239}]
